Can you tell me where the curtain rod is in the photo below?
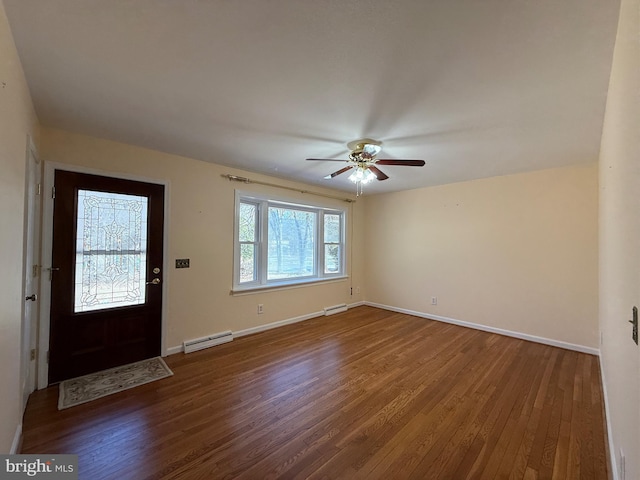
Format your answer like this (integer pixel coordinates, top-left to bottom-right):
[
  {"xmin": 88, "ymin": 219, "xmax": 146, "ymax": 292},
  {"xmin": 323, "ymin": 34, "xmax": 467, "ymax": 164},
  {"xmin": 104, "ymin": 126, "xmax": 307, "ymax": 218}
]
[{"xmin": 221, "ymin": 174, "xmax": 356, "ymax": 203}]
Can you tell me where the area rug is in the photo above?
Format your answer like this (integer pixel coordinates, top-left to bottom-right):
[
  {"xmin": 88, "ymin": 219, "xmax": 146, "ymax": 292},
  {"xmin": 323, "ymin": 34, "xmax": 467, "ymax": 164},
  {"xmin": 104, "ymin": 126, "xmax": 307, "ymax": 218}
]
[{"xmin": 58, "ymin": 357, "xmax": 173, "ymax": 410}]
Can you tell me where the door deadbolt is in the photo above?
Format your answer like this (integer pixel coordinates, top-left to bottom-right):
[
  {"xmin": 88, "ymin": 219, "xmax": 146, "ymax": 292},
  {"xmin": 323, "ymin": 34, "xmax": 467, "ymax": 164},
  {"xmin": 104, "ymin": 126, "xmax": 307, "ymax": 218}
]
[{"xmin": 153, "ymin": 267, "xmax": 160, "ymax": 274}]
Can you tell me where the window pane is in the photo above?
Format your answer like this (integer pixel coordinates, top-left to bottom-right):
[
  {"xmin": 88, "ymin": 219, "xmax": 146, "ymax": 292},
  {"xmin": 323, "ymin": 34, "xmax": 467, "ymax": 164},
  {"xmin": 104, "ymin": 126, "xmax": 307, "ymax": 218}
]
[
  {"xmin": 74, "ymin": 190, "xmax": 148, "ymax": 313},
  {"xmin": 325, "ymin": 244, "xmax": 340, "ymax": 274},
  {"xmin": 240, "ymin": 244, "xmax": 256, "ymax": 283},
  {"xmin": 239, "ymin": 203, "xmax": 256, "ymax": 242},
  {"xmin": 268, "ymin": 207, "xmax": 315, "ymax": 280},
  {"xmin": 324, "ymin": 214, "xmax": 340, "ymax": 243}
]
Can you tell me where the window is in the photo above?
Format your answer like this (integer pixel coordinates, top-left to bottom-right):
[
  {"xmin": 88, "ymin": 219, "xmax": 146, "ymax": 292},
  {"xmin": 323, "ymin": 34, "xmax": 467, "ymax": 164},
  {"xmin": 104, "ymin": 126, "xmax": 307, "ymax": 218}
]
[{"xmin": 234, "ymin": 192, "xmax": 346, "ymax": 291}]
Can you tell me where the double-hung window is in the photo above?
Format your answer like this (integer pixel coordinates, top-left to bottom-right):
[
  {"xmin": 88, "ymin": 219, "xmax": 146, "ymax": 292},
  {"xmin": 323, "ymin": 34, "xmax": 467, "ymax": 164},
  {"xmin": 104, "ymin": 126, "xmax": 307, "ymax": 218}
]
[{"xmin": 234, "ymin": 192, "xmax": 346, "ymax": 291}]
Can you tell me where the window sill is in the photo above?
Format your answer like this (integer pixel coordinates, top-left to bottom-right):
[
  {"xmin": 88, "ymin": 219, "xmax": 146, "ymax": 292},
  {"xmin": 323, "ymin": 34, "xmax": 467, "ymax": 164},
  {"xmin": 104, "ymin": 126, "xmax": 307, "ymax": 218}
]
[{"xmin": 231, "ymin": 275, "xmax": 349, "ymax": 296}]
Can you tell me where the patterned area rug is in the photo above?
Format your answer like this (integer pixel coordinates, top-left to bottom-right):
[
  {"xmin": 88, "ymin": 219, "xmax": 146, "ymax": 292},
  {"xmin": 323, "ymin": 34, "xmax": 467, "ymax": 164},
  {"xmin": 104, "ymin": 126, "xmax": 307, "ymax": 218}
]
[{"xmin": 58, "ymin": 357, "xmax": 173, "ymax": 410}]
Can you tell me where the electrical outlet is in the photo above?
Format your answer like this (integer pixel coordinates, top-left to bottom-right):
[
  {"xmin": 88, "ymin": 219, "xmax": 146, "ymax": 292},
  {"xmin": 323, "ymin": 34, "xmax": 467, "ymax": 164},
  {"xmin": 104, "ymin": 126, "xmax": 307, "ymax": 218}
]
[
  {"xmin": 356, "ymin": 286, "xmax": 361, "ymax": 294},
  {"xmin": 431, "ymin": 297, "xmax": 437, "ymax": 305},
  {"xmin": 258, "ymin": 304, "xmax": 264, "ymax": 314},
  {"xmin": 175, "ymin": 258, "xmax": 190, "ymax": 269}
]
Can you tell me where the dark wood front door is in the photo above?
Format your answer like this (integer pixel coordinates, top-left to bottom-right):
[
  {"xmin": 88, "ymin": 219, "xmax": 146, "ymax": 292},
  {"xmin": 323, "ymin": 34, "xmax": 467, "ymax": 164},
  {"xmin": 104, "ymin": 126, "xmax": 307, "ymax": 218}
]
[{"xmin": 49, "ymin": 170, "xmax": 164, "ymax": 383}]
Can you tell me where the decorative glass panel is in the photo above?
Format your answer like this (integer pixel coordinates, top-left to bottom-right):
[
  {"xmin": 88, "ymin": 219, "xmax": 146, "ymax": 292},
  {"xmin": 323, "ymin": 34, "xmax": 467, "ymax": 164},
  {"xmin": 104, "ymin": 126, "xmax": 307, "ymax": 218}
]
[
  {"xmin": 74, "ymin": 190, "xmax": 148, "ymax": 312},
  {"xmin": 268, "ymin": 207, "xmax": 315, "ymax": 280}
]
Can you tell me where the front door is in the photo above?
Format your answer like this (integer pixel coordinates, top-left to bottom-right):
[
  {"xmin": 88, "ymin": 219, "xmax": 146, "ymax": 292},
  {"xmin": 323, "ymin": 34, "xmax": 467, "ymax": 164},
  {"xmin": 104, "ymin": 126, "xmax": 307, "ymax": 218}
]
[{"xmin": 49, "ymin": 170, "xmax": 164, "ymax": 383}]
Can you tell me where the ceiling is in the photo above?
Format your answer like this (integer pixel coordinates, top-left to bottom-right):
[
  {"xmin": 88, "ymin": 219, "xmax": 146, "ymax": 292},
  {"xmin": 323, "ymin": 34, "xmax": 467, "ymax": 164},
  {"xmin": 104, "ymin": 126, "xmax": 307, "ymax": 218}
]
[{"xmin": 4, "ymin": 0, "xmax": 620, "ymax": 194}]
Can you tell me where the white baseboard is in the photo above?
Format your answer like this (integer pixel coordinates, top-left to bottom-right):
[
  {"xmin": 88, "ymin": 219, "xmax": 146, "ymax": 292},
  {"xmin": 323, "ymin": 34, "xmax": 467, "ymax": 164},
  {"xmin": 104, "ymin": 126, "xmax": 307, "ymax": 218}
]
[
  {"xmin": 235, "ymin": 311, "xmax": 324, "ymax": 338},
  {"xmin": 166, "ymin": 307, "xmax": 352, "ymax": 354},
  {"xmin": 10, "ymin": 423, "xmax": 22, "ymax": 454},
  {"xmin": 166, "ymin": 302, "xmax": 366, "ymax": 354},
  {"xmin": 165, "ymin": 345, "xmax": 183, "ymax": 356},
  {"xmin": 599, "ymin": 354, "xmax": 619, "ymax": 480},
  {"xmin": 365, "ymin": 302, "xmax": 599, "ymax": 356}
]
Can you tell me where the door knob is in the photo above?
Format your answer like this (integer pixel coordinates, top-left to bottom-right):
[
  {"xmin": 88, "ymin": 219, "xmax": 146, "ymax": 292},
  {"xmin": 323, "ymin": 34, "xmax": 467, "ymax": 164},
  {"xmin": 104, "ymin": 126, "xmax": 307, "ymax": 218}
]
[
  {"xmin": 25, "ymin": 294, "xmax": 37, "ymax": 301},
  {"xmin": 146, "ymin": 278, "xmax": 161, "ymax": 285}
]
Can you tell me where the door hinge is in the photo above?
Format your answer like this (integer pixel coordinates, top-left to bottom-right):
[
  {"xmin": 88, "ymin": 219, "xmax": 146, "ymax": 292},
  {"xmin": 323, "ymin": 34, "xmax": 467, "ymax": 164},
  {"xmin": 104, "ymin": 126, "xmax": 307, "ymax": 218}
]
[
  {"xmin": 36, "ymin": 183, "xmax": 41, "ymax": 195},
  {"xmin": 51, "ymin": 186, "xmax": 56, "ymax": 199},
  {"xmin": 630, "ymin": 306, "xmax": 638, "ymax": 345},
  {"xmin": 46, "ymin": 351, "xmax": 50, "ymax": 363},
  {"xmin": 30, "ymin": 349, "xmax": 36, "ymax": 361}
]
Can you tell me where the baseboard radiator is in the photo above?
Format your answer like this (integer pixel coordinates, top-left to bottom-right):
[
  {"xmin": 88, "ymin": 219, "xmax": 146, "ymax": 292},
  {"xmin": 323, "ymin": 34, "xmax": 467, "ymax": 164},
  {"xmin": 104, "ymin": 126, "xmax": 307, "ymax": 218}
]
[
  {"xmin": 183, "ymin": 330, "xmax": 233, "ymax": 353},
  {"xmin": 324, "ymin": 304, "xmax": 348, "ymax": 316}
]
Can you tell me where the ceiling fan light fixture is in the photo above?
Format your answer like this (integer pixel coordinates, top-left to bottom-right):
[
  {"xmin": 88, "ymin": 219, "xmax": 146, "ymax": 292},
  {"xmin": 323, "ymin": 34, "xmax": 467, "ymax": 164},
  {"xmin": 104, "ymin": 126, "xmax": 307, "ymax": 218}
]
[
  {"xmin": 348, "ymin": 166, "xmax": 376, "ymax": 185},
  {"xmin": 350, "ymin": 142, "xmax": 382, "ymax": 160},
  {"xmin": 362, "ymin": 143, "xmax": 382, "ymax": 157}
]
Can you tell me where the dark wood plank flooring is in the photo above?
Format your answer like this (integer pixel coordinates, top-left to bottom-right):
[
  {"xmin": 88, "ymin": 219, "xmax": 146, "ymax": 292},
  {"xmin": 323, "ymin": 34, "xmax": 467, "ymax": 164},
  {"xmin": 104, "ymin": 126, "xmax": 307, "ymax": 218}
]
[{"xmin": 21, "ymin": 306, "xmax": 610, "ymax": 479}]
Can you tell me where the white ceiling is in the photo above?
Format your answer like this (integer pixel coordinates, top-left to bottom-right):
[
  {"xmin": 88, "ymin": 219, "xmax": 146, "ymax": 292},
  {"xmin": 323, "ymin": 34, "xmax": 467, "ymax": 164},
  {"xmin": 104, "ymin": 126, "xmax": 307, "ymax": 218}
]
[{"xmin": 4, "ymin": 0, "xmax": 620, "ymax": 194}]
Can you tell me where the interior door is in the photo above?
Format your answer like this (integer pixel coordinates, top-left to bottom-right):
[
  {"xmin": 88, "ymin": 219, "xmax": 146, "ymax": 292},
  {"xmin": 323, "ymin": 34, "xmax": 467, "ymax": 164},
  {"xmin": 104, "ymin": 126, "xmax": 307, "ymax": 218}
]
[
  {"xmin": 21, "ymin": 141, "xmax": 41, "ymax": 409},
  {"xmin": 49, "ymin": 170, "xmax": 164, "ymax": 383}
]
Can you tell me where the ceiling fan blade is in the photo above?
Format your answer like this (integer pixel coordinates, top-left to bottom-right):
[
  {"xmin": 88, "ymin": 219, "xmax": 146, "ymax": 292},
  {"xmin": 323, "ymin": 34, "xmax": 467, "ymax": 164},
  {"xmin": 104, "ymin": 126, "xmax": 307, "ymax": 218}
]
[
  {"xmin": 306, "ymin": 158, "xmax": 348, "ymax": 162},
  {"xmin": 368, "ymin": 166, "xmax": 389, "ymax": 181},
  {"xmin": 375, "ymin": 159, "xmax": 426, "ymax": 166},
  {"xmin": 324, "ymin": 166, "xmax": 353, "ymax": 179}
]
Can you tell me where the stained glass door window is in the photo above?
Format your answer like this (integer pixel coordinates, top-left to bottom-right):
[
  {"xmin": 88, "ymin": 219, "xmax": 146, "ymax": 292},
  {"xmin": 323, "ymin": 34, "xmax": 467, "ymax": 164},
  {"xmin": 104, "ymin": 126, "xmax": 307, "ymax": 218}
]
[{"xmin": 74, "ymin": 189, "xmax": 149, "ymax": 312}]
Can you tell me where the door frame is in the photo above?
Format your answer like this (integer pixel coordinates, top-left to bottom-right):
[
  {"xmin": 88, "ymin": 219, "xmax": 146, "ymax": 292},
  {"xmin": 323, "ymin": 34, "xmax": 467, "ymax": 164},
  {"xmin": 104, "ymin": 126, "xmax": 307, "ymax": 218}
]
[{"xmin": 38, "ymin": 161, "xmax": 170, "ymax": 389}]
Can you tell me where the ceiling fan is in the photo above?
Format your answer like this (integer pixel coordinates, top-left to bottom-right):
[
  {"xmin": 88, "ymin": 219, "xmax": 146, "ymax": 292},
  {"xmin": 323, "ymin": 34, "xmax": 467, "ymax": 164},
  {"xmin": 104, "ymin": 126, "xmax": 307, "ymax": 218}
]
[{"xmin": 306, "ymin": 138, "xmax": 425, "ymax": 195}]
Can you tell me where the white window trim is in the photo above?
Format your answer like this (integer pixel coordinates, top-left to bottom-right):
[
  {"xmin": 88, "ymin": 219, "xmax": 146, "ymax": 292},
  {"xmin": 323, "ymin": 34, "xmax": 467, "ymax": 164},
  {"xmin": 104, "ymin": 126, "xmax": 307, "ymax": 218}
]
[{"xmin": 232, "ymin": 190, "xmax": 347, "ymax": 293}]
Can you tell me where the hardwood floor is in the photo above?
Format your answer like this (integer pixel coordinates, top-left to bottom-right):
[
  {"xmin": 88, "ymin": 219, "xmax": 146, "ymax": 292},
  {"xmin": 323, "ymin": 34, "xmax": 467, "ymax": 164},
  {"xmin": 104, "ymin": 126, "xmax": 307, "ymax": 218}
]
[{"xmin": 22, "ymin": 306, "xmax": 610, "ymax": 479}]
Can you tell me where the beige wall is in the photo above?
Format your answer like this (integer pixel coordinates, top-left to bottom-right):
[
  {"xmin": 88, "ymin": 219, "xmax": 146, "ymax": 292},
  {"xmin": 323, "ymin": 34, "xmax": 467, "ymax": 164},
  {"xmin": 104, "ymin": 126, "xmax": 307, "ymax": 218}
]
[
  {"xmin": 364, "ymin": 164, "xmax": 599, "ymax": 348},
  {"xmin": 0, "ymin": 0, "xmax": 39, "ymax": 453},
  {"xmin": 4, "ymin": 3, "xmax": 634, "ymax": 470},
  {"xmin": 598, "ymin": 0, "xmax": 640, "ymax": 477},
  {"xmin": 40, "ymin": 128, "xmax": 365, "ymax": 350}
]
